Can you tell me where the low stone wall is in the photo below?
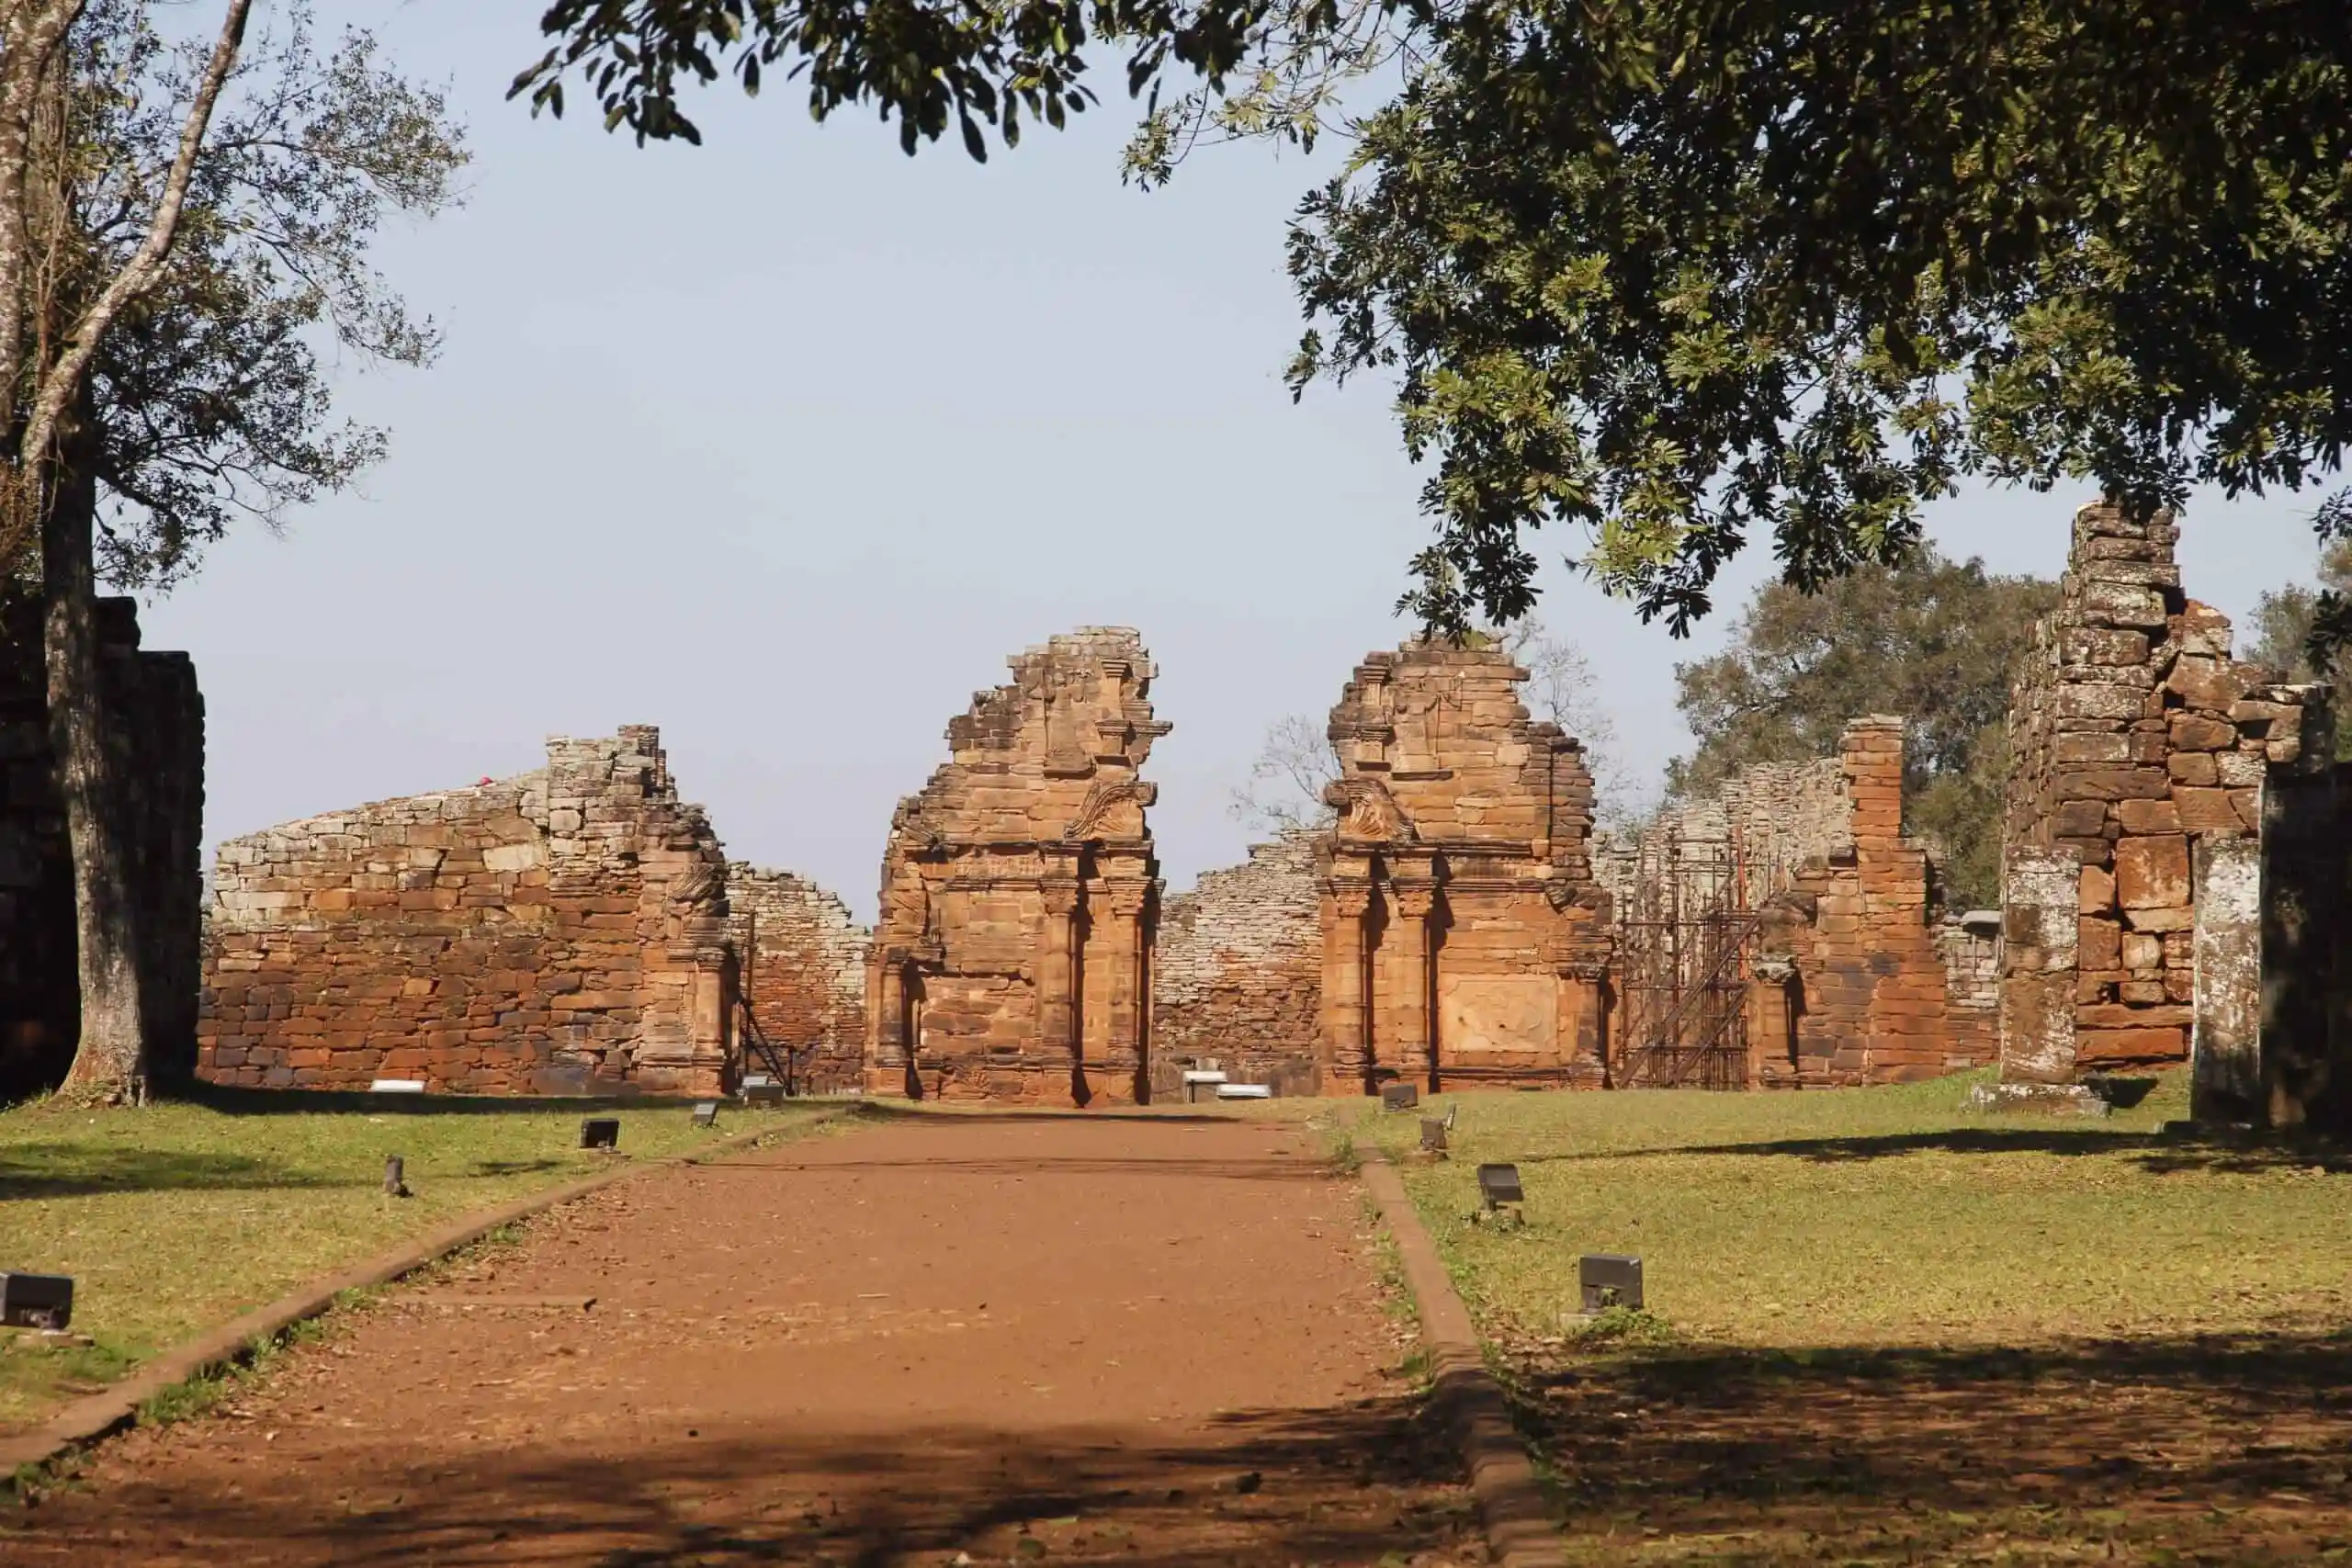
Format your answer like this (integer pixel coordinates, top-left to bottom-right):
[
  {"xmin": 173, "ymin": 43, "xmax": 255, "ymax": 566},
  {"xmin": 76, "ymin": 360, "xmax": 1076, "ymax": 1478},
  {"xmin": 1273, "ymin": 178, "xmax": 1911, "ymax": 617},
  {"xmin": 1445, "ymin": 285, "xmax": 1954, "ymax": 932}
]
[
  {"xmin": 1149, "ymin": 831, "xmax": 1323, "ymax": 1096},
  {"xmin": 729, "ymin": 865, "xmax": 868, "ymax": 1092},
  {"xmin": 199, "ymin": 726, "xmax": 735, "ymax": 1096},
  {"xmin": 0, "ymin": 598, "xmax": 204, "ymax": 1102}
]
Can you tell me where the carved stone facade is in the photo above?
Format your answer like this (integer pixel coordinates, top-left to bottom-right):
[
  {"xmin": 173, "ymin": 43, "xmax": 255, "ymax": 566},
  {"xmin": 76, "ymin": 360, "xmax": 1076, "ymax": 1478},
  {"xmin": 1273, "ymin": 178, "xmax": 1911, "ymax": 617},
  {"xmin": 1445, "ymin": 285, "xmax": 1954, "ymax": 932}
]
[
  {"xmin": 199, "ymin": 727, "xmax": 736, "ymax": 1095},
  {"xmin": 0, "ymin": 599, "xmax": 204, "ymax": 1102},
  {"xmin": 2000, "ymin": 501, "xmax": 2330, "ymax": 1088},
  {"xmin": 1150, "ymin": 830, "xmax": 1324, "ymax": 1097},
  {"xmin": 1317, "ymin": 643, "xmax": 1609, "ymax": 1092},
  {"xmin": 866, "ymin": 629, "xmax": 1170, "ymax": 1104},
  {"xmin": 729, "ymin": 866, "xmax": 869, "ymax": 1093}
]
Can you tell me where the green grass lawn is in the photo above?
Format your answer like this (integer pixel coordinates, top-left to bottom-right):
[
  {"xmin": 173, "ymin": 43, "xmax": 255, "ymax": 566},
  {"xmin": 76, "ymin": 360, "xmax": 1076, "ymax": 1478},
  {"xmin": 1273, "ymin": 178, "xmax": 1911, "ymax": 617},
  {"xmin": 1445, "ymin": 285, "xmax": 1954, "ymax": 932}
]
[
  {"xmin": 0, "ymin": 1090, "xmax": 836, "ymax": 1432},
  {"xmin": 1323, "ymin": 1071, "xmax": 2352, "ymax": 1565}
]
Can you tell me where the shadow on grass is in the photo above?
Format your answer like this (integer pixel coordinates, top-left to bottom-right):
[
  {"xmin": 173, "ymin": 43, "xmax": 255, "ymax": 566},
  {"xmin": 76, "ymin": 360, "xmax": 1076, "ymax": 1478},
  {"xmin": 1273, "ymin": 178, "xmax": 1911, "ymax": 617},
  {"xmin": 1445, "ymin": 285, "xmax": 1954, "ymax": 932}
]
[
  {"xmin": 18, "ymin": 1397, "xmax": 1473, "ymax": 1568},
  {"xmin": 1506, "ymin": 1326, "xmax": 2352, "ymax": 1557},
  {"xmin": 0, "ymin": 1142, "xmax": 334, "ymax": 1200},
  {"xmin": 1518, "ymin": 1123, "xmax": 2352, "ymax": 1174}
]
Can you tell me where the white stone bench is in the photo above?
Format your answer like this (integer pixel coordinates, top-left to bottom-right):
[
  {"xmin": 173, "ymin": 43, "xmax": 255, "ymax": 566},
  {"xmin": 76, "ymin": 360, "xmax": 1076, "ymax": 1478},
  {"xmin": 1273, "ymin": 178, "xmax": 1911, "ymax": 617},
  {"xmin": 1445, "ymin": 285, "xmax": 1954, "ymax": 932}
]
[
  {"xmin": 368, "ymin": 1078, "xmax": 425, "ymax": 1094},
  {"xmin": 1215, "ymin": 1083, "xmax": 1272, "ymax": 1100}
]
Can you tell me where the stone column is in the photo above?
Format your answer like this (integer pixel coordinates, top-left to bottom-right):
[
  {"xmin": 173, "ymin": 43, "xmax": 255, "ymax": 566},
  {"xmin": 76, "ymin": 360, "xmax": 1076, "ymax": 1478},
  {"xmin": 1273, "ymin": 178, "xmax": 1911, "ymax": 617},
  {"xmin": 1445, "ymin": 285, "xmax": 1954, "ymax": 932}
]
[
  {"xmin": 1037, "ymin": 882, "xmax": 1081, "ymax": 1060},
  {"xmin": 1747, "ymin": 957, "xmax": 1798, "ymax": 1088},
  {"xmin": 1324, "ymin": 878, "xmax": 1373, "ymax": 1091},
  {"xmin": 1386, "ymin": 881, "xmax": 1436, "ymax": 1082},
  {"xmin": 1100, "ymin": 881, "xmax": 1150, "ymax": 1089},
  {"xmin": 875, "ymin": 953, "xmax": 908, "ymax": 1066},
  {"xmin": 1564, "ymin": 958, "xmax": 1611, "ymax": 1086}
]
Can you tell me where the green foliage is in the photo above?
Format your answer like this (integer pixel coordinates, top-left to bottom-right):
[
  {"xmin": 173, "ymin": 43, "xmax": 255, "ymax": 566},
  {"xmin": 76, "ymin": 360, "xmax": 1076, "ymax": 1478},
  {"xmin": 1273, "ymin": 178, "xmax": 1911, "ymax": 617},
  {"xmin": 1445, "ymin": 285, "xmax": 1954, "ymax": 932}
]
[
  {"xmin": 1668, "ymin": 547, "xmax": 2053, "ymax": 908},
  {"xmin": 67, "ymin": 1, "xmax": 467, "ymax": 587},
  {"xmin": 511, "ymin": 0, "xmax": 1293, "ymax": 155},
  {"xmin": 1288, "ymin": 2, "xmax": 2352, "ymax": 636},
  {"xmin": 524, "ymin": 3, "xmax": 2352, "ymax": 639}
]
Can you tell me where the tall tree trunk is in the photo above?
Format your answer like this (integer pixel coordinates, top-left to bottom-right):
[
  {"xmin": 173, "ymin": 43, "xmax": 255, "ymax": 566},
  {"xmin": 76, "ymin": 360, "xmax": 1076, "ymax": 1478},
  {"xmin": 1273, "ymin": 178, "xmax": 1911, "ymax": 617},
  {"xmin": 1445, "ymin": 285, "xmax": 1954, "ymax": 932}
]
[{"xmin": 48, "ymin": 395, "xmax": 146, "ymax": 1101}]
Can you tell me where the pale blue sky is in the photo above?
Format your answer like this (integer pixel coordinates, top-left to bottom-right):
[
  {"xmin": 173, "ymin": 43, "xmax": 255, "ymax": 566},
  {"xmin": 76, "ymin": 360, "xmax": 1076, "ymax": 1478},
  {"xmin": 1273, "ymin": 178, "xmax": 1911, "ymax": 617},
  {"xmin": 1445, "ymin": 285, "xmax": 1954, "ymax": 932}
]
[{"xmin": 139, "ymin": 1, "xmax": 2335, "ymax": 922}]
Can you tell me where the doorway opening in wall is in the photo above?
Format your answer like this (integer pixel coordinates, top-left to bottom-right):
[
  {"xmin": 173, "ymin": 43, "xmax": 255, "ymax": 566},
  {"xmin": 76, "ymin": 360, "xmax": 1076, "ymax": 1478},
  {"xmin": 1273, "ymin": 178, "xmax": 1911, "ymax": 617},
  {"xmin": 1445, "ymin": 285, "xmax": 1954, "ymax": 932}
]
[
  {"xmin": 1615, "ymin": 824, "xmax": 1766, "ymax": 1089},
  {"xmin": 902, "ymin": 972, "xmax": 927, "ymax": 1100}
]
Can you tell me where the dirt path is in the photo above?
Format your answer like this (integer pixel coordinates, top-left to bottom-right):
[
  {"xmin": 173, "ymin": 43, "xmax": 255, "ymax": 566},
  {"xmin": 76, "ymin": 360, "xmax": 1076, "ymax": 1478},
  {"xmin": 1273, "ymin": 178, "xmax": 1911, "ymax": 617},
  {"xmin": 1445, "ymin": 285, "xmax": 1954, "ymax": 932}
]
[{"xmin": 8, "ymin": 1109, "xmax": 1483, "ymax": 1567}]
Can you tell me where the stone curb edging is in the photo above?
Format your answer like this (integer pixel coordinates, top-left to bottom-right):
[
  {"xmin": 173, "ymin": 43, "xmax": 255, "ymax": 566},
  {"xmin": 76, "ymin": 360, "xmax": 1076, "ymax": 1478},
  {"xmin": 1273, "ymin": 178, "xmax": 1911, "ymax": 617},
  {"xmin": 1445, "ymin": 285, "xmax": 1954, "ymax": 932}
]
[
  {"xmin": 1360, "ymin": 1154, "xmax": 1566, "ymax": 1568},
  {"xmin": 0, "ymin": 1107, "xmax": 854, "ymax": 1486}
]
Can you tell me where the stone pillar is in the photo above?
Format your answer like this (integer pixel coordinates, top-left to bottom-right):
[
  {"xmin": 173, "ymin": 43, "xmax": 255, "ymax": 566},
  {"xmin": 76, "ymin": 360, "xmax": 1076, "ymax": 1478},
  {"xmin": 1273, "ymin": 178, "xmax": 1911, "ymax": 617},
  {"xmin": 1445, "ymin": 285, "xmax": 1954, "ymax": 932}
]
[
  {"xmin": 1747, "ymin": 957, "xmax": 1798, "ymax": 1087},
  {"xmin": 1037, "ymin": 882, "xmax": 1081, "ymax": 1060},
  {"xmin": 875, "ymin": 953, "xmax": 909, "ymax": 1067},
  {"xmin": 1385, "ymin": 880, "xmax": 1436, "ymax": 1083},
  {"xmin": 1564, "ymin": 958, "xmax": 1611, "ymax": 1086},
  {"xmin": 1102, "ymin": 880, "xmax": 1150, "ymax": 1085},
  {"xmin": 1324, "ymin": 878, "xmax": 1373, "ymax": 1091},
  {"xmin": 2191, "ymin": 835, "xmax": 2262, "ymax": 1121},
  {"xmin": 1999, "ymin": 848, "xmax": 2082, "ymax": 1083}
]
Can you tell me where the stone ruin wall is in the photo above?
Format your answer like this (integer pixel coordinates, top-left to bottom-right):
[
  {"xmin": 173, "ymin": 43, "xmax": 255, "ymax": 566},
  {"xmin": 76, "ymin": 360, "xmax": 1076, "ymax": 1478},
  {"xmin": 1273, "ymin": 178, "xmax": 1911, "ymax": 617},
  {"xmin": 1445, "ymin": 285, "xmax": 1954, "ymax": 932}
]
[
  {"xmin": 1318, "ymin": 643, "xmax": 1611, "ymax": 1092},
  {"xmin": 729, "ymin": 866, "xmax": 868, "ymax": 1093},
  {"xmin": 2000, "ymin": 501, "xmax": 2330, "ymax": 1088},
  {"xmin": 0, "ymin": 598, "xmax": 203, "ymax": 1102},
  {"xmin": 868, "ymin": 628, "xmax": 1170, "ymax": 1104},
  {"xmin": 1611, "ymin": 721, "xmax": 1996, "ymax": 1087},
  {"xmin": 1149, "ymin": 830, "xmax": 1323, "ymax": 1097},
  {"xmin": 1762, "ymin": 718, "xmax": 1997, "ymax": 1084},
  {"xmin": 200, "ymin": 726, "xmax": 737, "ymax": 1096}
]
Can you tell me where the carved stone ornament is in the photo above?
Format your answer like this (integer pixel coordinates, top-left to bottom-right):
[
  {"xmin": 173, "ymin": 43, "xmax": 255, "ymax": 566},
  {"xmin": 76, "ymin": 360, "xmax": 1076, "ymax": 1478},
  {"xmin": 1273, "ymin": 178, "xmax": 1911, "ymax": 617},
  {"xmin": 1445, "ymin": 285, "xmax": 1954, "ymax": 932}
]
[
  {"xmin": 1325, "ymin": 778, "xmax": 1415, "ymax": 844},
  {"xmin": 1063, "ymin": 779, "xmax": 1158, "ymax": 843}
]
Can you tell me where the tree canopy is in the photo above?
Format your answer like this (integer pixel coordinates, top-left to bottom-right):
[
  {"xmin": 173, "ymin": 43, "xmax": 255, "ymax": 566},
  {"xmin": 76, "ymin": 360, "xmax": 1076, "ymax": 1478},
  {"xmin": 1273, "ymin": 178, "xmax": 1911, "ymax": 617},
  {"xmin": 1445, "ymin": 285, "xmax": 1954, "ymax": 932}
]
[
  {"xmin": 518, "ymin": 1, "xmax": 2352, "ymax": 638},
  {"xmin": 1669, "ymin": 548, "xmax": 2055, "ymax": 908}
]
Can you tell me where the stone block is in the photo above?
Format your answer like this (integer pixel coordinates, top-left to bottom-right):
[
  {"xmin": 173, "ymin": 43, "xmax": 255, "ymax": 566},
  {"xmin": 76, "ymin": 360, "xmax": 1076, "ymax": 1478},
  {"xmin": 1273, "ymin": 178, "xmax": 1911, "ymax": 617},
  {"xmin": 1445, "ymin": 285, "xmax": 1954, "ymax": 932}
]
[
  {"xmin": 2116, "ymin": 799, "xmax": 2183, "ymax": 835},
  {"xmin": 2174, "ymin": 786, "xmax": 2245, "ymax": 834},
  {"xmin": 2169, "ymin": 714, "xmax": 2237, "ymax": 751},
  {"xmin": 2078, "ymin": 864, "xmax": 2116, "ymax": 913},
  {"xmin": 2116, "ymin": 836, "xmax": 2190, "ymax": 909}
]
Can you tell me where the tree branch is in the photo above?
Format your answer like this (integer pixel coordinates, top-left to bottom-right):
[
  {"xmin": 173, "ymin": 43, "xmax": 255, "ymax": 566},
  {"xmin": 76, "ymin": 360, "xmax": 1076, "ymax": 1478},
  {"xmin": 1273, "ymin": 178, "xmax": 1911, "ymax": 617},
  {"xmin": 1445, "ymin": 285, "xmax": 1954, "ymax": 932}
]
[{"xmin": 9, "ymin": 0, "xmax": 252, "ymax": 553}]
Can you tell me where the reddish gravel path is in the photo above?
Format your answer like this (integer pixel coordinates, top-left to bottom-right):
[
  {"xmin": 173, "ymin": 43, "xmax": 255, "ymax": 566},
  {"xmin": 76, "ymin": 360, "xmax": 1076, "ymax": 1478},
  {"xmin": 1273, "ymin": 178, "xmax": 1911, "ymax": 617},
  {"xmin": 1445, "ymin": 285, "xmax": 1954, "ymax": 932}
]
[{"xmin": 9, "ymin": 1109, "xmax": 1482, "ymax": 1566}]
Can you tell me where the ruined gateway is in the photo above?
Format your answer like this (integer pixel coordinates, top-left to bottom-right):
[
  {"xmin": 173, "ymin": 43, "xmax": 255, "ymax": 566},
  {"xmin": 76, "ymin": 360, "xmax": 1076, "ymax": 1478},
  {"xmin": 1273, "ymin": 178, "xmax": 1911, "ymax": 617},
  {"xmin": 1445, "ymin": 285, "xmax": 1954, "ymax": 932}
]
[{"xmin": 179, "ymin": 499, "xmax": 2352, "ymax": 1120}]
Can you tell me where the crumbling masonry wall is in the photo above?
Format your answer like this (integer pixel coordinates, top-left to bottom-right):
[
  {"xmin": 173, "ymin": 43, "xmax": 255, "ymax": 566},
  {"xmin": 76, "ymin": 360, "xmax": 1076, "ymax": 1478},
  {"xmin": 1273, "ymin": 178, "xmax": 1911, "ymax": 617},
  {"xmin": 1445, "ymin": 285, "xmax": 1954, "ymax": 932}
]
[
  {"xmin": 0, "ymin": 599, "xmax": 203, "ymax": 1102},
  {"xmin": 2000, "ymin": 501, "xmax": 2327, "ymax": 1085},
  {"xmin": 868, "ymin": 628, "xmax": 1170, "ymax": 1104},
  {"xmin": 1149, "ymin": 830, "xmax": 1323, "ymax": 1096},
  {"xmin": 1762, "ymin": 719, "xmax": 1996, "ymax": 1084},
  {"xmin": 200, "ymin": 726, "xmax": 735, "ymax": 1095},
  {"xmin": 1611, "ymin": 719, "xmax": 1995, "ymax": 1087},
  {"xmin": 729, "ymin": 865, "xmax": 868, "ymax": 1092},
  {"xmin": 1317, "ymin": 643, "xmax": 1610, "ymax": 1092}
]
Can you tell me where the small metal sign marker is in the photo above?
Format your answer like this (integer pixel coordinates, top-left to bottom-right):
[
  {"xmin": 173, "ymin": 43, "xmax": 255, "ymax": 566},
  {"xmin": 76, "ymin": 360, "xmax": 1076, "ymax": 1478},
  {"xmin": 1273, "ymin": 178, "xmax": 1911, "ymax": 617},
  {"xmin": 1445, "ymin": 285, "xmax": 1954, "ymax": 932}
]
[
  {"xmin": 1579, "ymin": 1253, "xmax": 1645, "ymax": 1314},
  {"xmin": 579, "ymin": 1117, "xmax": 620, "ymax": 1151},
  {"xmin": 1476, "ymin": 1162, "xmax": 1524, "ymax": 1208},
  {"xmin": 692, "ymin": 1101, "xmax": 718, "ymax": 1128},
  {"xmin": 1, "ymin": 1272, "xmax": 74, "ymax": 1331}
]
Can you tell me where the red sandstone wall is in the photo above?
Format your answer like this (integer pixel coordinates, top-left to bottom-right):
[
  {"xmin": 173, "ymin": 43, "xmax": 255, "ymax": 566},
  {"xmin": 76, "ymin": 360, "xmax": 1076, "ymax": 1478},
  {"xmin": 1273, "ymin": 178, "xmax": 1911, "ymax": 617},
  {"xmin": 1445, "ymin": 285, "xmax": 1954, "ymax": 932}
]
[
  {"xmin": 1776, "ymin": 719, "xmax": 1996, "ymax": 1084},
  {"xmin": 199, "ymin": 727, "xmax": 734, "ymax": 1096},
  {"xmin": 730, "ymin": 866, "xmax": 868, "ymax": 1092},
  {"xmin": 1150, "ymin": 831, "xmax": 1323, "ymax": 1094}
]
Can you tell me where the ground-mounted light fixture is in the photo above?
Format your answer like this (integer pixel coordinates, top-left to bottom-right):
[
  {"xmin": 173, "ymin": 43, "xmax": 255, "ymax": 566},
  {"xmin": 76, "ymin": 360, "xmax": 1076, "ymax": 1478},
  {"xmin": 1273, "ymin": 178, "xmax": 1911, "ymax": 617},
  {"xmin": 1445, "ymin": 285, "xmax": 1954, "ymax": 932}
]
[
  {"xmin": 1419, "ymin": 1118, "xmax": 1449, "ymax": 1155},
  {"xmin": 741, "ymin": 1076, "xmax": 785, "ymax": 1107},
  {"xmin": 1578, "ymin": 1253, "xmax": 1644, "ymax": 1314},
  {"xmin": 692, "ymin": 1101, "xmax": 718, "ymax": 1128},
  {"xmin": 382, "ymin": 1156, "xmax": 410, "ymax": 1198},
  {"xmin": 1381, "ymin": 1081, "xmax": 1420, "ymax": 1111},
  {"xmin": 1, "ymin": 1272, "xmax": 74, "ymax": 1331},
  {"xmin": 580, "ymin": 1117, "xmax": 620, "ymax": 1151},
  {"xmin": 1476, "ymin": 1162, "xmax": 1524, "ymax": 1209}
]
